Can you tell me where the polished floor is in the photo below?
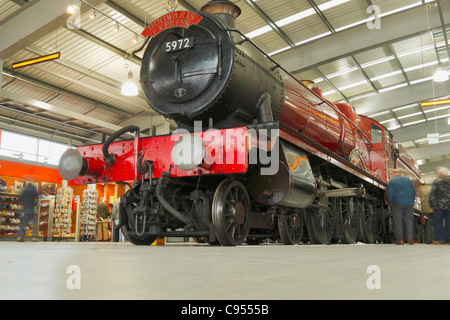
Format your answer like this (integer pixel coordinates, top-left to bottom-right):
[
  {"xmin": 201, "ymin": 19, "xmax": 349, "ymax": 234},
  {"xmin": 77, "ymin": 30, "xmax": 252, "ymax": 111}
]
[{"xmin": 1, "ymin": 241, "xmax": 449, "ymax": 300}]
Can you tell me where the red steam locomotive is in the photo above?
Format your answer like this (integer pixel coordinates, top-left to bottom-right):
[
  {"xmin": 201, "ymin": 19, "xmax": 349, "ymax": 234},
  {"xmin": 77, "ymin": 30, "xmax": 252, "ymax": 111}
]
[{"xmin": 58, "ymin": 0, "xmax": 422, "ymax": 246}]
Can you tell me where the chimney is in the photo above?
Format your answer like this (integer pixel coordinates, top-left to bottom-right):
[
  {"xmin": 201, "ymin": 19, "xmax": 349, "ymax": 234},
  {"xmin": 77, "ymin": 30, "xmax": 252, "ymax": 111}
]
[{"xmin": 201, "ymin": 0, "xmax": 241, "ymax": 28}]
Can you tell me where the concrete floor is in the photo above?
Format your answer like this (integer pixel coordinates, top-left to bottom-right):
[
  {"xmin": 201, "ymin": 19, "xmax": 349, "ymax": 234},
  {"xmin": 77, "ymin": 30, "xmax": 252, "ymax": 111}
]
[{"xmin": 0, "ymin": 241, "xmax": 449, "ymax": 300}]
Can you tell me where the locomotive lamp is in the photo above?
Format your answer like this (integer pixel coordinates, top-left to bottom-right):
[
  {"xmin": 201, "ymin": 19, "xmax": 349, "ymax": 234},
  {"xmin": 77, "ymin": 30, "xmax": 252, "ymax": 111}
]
[{"xmin": 171, "ymin": 134, "xmax": 206, "ymax": 171}]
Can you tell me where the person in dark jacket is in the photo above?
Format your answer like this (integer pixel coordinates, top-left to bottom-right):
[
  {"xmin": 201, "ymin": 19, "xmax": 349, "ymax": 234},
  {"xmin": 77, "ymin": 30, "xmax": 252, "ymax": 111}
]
[
  {"xmin": 17, "ymin": 182, "xmax": 39, "ymax": 242},
  {"xmin": 387, "ymin": 169, "xmax": 416, "ymax": 245},
  {"xmin": 429, "ymin": 167, "xmax": 450, "ymax": 244},
  {"xmin": 97, "ymin": 198, "xmax": 110, "ymax": 220}
]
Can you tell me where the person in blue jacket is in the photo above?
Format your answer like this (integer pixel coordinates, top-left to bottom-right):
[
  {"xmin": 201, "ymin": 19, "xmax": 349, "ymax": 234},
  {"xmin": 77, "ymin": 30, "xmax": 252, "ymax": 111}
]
[{"xmin": 387, "ymin": 169, "xmax": 416, "ymax": 245}]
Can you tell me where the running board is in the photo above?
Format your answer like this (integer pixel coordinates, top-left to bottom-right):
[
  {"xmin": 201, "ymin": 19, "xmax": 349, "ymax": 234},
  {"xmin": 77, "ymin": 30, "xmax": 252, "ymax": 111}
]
[{"xmin": 324, "ymin": 187, "xmax": 377, "ymax": 201}]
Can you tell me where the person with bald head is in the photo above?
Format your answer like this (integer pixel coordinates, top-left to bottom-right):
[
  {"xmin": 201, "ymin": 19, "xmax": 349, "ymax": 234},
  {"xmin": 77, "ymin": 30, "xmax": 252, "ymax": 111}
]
[{"xmin": 387, "ymin": 169, "xmax": 416, "ymax": 245}]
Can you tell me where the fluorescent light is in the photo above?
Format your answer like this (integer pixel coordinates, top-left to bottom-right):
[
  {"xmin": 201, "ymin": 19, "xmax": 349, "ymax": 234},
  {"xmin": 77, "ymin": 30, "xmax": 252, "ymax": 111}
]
[
  {"xmin": 245, "ymin": 26, "xmax": 272, "ymax": 39},
  {"xmin": 416, "ymin": 159, "xmax": 426, "ymax": 166},
  {"xmin": 378, "ymin": 83, "xmax": 408, "ymax": 93},
  {"xmin": 403, "ymin": 119, "xmax": 426, "ymax": 127},
  {"xmin": 245, "ymin": 0, "xmax": 349, "ymax": 39},
  {"xmin": 294, "ymin": 31, "xmax": 332, "ymax": 46},
  {"xmin": 421, "ymin": 99, "xmax": 450, "ymax": 107},
  {"xmin": 335, "ymin": 2, "xmax": 421, "ymax": 33},
  {"xmin": 368, "ymin": 110, "xmax": 390, "ymax": 118},
  {"xmin": 276, "ymin": 8, "xmax": 315, "ymax": 27}
]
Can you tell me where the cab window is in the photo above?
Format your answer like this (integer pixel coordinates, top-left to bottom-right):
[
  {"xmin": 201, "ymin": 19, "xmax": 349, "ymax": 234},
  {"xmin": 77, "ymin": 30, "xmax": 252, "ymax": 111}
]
[{"xmin": 370, "ymin": 123, "xmax": 383, "ymax": 144}]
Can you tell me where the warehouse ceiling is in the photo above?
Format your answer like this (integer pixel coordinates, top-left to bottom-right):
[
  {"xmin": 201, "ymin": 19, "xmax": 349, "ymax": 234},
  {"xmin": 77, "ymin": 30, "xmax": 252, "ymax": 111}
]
[{"xmin": 0, "ymin": 0, "xmax": 449, "ymax": 179}]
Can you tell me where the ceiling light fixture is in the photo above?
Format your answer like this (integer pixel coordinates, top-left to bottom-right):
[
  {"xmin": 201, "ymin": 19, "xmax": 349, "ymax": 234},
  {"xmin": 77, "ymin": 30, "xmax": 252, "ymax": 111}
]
[
  {"xmin": 121, "ymin": 71, "xmax": 138, "ymax": 96},
  {"xmin": 67, "ymin": 0, "xmax": 81, "ymax": 15},
  {"xmin": 420, "ymin": 99, "xmax": 450, "ymax": 107},
  {"xmin": 89, "ymin": 10, "xmax": 97, "ymax": 19},
  {"xmin": 113, "ymin": 23, "xmax": 120, "ymax": 32},
  {"xmin": 433, "ymin": 66, "xmax": 450, "ymax": 82}
]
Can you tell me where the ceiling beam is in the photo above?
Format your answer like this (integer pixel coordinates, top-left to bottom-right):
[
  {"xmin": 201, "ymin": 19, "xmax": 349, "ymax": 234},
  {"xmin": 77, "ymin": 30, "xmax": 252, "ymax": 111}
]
[
  {"xmin": 353, "ymin": 80, "xmax": 449, "ymax": 115},
  {"xmin": 1, "ymin": 89, "xmax": 133, "ymax": 137},
  {"xmin": 243, "ymin": 0, "xmax": 295, "ymax": 48},
  {"xmin": 392, "ymin": 117, "xmax": 450, "ymax": 143},
  {"xmin": 407, "ymin": 141, "xmax": 450, "ymax": 160},
  {"xmin": 2, "ymin": 67, "xmax": 133, "ymax": 117},
  {"xmin": 0, "ymin": 0, "xmax": 108, "ymax": 60},
  {"xmin": 273, "ymin": 4, "xmax": 449, "ymax": 73},
  {"xmin": 419, "ymin": 159, "xmax": 450, "ymax": 174}
]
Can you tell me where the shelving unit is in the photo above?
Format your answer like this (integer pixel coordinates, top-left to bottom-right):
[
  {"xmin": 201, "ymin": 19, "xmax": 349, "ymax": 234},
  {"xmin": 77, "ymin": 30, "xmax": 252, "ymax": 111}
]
[
  {"xmin": 0, "ymin": 192, "xmax": 22, "ymax": 237},
  {"xmin": 53, "ymin": 186, "xmax": 73, "ymax": 238},
  {"xmin": 38, "ymin": 195, "xmax": 54, "ymax": 238},
  {"xmin": 80, "ymin": 187, "xmax": 98, "ymax": 241}
]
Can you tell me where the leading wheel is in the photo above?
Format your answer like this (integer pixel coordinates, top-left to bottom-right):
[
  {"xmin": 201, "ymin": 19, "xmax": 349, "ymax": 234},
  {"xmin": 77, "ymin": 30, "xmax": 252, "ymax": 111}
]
[
  {"xmin": 278, "ymin": 209, "xmax": 304, "ymax": 245},
  {"xmin": 335, "ymin": 197, "xmax": 359, "ymax": 244},
  {"xmin": 212, "ymin": 180, "xmax": 251, "ymax": 246}
]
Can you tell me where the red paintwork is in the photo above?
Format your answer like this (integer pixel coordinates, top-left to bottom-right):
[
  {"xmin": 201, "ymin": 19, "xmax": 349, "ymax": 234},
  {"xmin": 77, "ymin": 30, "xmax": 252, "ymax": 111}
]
[
  {"xmin": 278, "ymin": 70, "xmax": 389, "ymax": 183},
  {"xmin": 73, "ymin": 127, "xmax": 249, "ymax": 185}
]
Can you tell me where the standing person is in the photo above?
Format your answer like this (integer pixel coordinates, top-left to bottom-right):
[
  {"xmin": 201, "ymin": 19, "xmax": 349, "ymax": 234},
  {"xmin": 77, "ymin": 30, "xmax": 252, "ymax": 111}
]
[
  {"xmin": 429, "ymin": 167, "xmax": 450, "ymax": 245},
  {"xmin": 17, "ymin": 182, "xmax": 39, "ymax": 242},
  {"xmin": 97, "ymin": 198, "xmax": 110, "ymax": 220},
  {"xmin": 97, "ymin": 198, "xmax": 110, "ymax": 241},
  {"xmin": 387, "ymin": 169, "xmax": 416, "ymax": 245}
]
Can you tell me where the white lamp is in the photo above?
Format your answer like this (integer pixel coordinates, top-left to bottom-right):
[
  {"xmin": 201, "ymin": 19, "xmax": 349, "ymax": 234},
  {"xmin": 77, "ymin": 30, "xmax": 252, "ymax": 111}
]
[
  {"xmin": 433, "ymin": 66, "xmax": 450, "ymax": 82},
  {"xmin": 121, "ymin": 71, "xmax": 138, "ymax": 96}
]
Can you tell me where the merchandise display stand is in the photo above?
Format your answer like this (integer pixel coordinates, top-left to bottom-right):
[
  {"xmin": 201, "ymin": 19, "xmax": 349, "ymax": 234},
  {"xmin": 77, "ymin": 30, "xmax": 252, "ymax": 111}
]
[
  {"xmin": 53, "ymin": 182, "xmax": 73, "ymax": 240},
  {"xmin": 38, "ymin": 195, "xmax": 55, "ymax": 238},
  {"xmin": 0, "ymin": 191, "xmax": 22, "ymax": 237},
  {"xmin": 80, "ymin": 185, "xmax": 98, "ymax": 241}
]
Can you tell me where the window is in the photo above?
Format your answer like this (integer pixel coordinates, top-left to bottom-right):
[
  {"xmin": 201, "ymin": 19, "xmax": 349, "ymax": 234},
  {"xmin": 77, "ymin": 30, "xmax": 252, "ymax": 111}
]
[
  {"xmin": 370, "ymin": 123, "xmax": 383, "ymax": 144},
  {"xmin": 0, "ymin": 130, "xmax": 67, "ymax": 166}
]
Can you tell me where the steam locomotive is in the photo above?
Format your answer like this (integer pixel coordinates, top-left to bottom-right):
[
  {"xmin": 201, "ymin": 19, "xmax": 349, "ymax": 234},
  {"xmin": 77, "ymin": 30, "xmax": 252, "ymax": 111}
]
[{"xmin": 58, "ymin": 0, "xmax": 422, "ymax": 246}]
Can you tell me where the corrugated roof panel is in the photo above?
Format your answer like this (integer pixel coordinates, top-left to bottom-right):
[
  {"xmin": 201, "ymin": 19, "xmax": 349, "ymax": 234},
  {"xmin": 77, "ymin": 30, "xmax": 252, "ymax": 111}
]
[
  {"xmin": 316, "ymin": 57, "xmax": 355, "ymax": 77},
  {"xmin": 235, "ymin": 1, "xmax": 270, "ymax": 35},
  {"xmin": 362, "ymin": 60, "xmax": 399, "ymax": 79},
  {"xmin": 393, "ymin": 105, "xmax": 422, "ymax": 118},
  {"xmin": 314, "ymin": 0, "xmax": 368, "ymax": 31},
  {"xmin": 324, "ymin": 91, "xmax": 344, "ymax": 102},
  {"xmin": 282, "ymin": 15, "xmax": 330, "ymax": 45},
  {"xmin": 391, "ymin": 33, "xmax": 435, "ymax": 56},
  {"xmin": 373, "ymin": 74, "xmax": 406, "ymax": 88},
  {"xmin": 406, "ymin": 68, "xmax": 434, "ymax": 82},
  {"xmin": 398, "ymin": 51, "xmax": 438, "ymax": 70},
  {"xmin": 2, "ymin": 78, "xmax": 59, "ymax": 103},
  {"xmin": 354, "ymin": 45, "xmax": 393, "ymax": 66},
  {"xmin": 341, "ymin": 83, "xmax": 374, "ymax": 98},
  {"xmin": 371, "ymin": 0, "xmax": 422, "ymax": 13},
  {"xmin": 250, "ymin": 30, "xmax": 289, "ymax": 54},
  {"xmin": 293, "ymin": 69, "xmax": 322, "ymax": 83},
  {"xmin": 0, "ymin": 0, "xmax": 20, "ymax": 22},
  {"xmin": 254, "ymin": 0, "xmax": 312, "ymax": 23}
]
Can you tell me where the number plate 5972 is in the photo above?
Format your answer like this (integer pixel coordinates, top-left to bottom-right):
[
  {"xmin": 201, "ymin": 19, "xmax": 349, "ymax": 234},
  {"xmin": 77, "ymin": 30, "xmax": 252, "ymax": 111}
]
[{"xmin": 165, "ymin": 37, "xmax": 194, "ymax": 53}]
